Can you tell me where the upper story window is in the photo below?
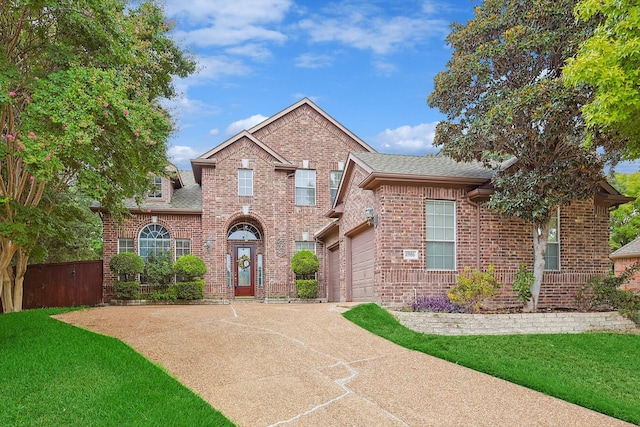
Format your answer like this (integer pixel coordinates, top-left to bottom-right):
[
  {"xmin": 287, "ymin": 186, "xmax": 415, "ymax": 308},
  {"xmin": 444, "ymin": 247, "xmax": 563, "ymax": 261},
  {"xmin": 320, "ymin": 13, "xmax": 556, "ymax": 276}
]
[
  {"xmin": 425, "ymin": 200, "xmax": 456, "ymax": 270},
  {"xmin": 295, "ymin": 169, "xmax": 316, "ymax": 206},
  {"xmin": 238, "ymin": 169, "xmax": 253, "ymax": 196},
  {"xmin": 330, "ymin": 171, "xmax": 342, "ymax": 205},
  {"xmin": 545, "ymin": 209, "xmax": 560, "ymax": 270},
  {"xmin": 148, "ymin": 176, "xmax": 163, "ymax": 199}
]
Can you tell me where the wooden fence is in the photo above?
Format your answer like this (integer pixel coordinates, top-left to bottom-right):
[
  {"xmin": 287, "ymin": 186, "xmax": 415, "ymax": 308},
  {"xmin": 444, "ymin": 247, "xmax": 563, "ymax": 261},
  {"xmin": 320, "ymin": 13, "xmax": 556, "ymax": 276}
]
[{"xmin": 1, "ymin": 260, "xmax": 103, "ymax": 313}]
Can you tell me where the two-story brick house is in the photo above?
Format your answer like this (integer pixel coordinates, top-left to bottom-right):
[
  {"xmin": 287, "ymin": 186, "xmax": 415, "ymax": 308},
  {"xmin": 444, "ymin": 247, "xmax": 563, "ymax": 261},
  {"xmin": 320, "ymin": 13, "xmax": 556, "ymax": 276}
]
[
  {"xmin": 99, "ymin": 98, "xmax": 629, "ymax": 308},
  {"xmin": 99, "ymin": 98, "xmax": 375, "ymax": 299}
]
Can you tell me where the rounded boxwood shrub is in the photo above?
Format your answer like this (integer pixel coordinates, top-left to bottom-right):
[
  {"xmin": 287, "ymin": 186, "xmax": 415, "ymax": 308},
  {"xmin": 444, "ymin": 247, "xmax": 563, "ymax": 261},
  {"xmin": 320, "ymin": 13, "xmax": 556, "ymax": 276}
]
[
  {"xmin": 109, "ymin": 252, "xmax": 144, "ymax": 281},
  {"xmin": 174, "ymin": 254, "xmax": 207, "ymax": 280},
  {"xmin": 112, "ymin": 280, "xmax": 141, "ymax": 300},
  {"xmin": 295, "ymin": 279, "xmax": 318, "ymax": 299},
  {"xmin": 291, "ymin": 250, "xmax": 319, "ymax": 278},
  {"xmin": 175, "ymin": 280, "xmax": 205, "ymax": 300}
]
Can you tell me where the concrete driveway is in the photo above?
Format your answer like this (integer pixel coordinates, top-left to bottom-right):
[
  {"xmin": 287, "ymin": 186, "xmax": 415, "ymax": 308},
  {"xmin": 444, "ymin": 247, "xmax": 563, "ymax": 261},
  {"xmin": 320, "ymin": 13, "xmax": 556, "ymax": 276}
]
[{"xmin": 56, "ymin": 303, "xmax": 633, "ymax": 427}]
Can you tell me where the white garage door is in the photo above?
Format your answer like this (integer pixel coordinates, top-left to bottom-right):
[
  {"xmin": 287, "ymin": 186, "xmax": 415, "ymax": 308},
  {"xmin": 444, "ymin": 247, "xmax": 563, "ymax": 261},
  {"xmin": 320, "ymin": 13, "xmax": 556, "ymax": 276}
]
[{"xmin": 350, "ymin": 227, "xmax": 374, "ymax": 302}]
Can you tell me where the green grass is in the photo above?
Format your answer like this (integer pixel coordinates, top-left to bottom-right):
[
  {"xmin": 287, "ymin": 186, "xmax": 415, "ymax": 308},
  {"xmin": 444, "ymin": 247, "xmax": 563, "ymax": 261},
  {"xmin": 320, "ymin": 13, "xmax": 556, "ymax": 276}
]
[
  {"xmin": 0, "ymin": 308, "xmax": 235, "ymax": 427},
  {"xmin": 344, "ymin": 303, "xmax": 640, "ymax": 425}
]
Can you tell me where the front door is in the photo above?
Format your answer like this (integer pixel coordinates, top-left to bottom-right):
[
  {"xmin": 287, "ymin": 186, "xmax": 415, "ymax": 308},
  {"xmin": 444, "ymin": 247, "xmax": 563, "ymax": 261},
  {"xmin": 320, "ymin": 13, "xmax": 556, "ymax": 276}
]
[{"xmin": 234, "ymin": 244, "xmax": 255, "ymax": 297}]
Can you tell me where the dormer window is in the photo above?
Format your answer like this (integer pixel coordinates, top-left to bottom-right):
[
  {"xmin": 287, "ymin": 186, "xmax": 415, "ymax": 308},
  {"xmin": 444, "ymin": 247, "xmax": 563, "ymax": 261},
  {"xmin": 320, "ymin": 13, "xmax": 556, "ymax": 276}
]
[{"xmin": 148, "ymin": 176, "xmax": 163, "ymax": 199}]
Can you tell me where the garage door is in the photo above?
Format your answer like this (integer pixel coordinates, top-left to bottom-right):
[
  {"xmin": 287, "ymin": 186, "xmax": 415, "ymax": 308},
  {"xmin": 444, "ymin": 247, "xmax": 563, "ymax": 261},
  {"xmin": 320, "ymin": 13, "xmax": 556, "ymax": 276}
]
[
  {"xmin": 328, "ymin": 246, "xmax": 340, "ymax": 302},
  {"xmin": 350, "ymin": 227, "xmax": 374, "ymax": 302}
]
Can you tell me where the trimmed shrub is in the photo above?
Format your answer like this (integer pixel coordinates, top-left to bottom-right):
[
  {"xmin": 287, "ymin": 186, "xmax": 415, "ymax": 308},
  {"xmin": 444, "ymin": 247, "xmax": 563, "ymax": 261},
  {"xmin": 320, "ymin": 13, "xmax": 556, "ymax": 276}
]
[
  {"xmin": 113, "ymin": 280, "xmax": 140, "ymax": 300},
  {"xmin": 149, "ymin": 286, "xmax": 178, "ymax": 301},
  {"xmin": 174, "ymin": 254, "xmax": 207, "ymax": 280},
  {"xmin": 291, "ymin": 250, "xmax": 319, "ymax": 278},
  {"xmin": 109, "ymin": 252, "xmax": 144, "ymax": 281},
  {"xmin": 411, "ymin": 294, "xmax": 461, "ymax": 312},
  {"xmin": 576, "ymin": 263, "xmax": 640, "ymax": 325},
  {"xmin": 175, "ymin": 280, "xmax": 205, "ymax": 300},
  {"xmin": 512, "ymin": 264, "xmax": 533, "ymax": 305},
  {"xmin": 295, "ymin": 279, "xmax": 318, "ymax": 299},
  {"xmin": 145, "ymin": 252, "xmax": 174, "ymax": 286},
  {"xmin": 447, "ymin": 265, "xmax": 501, "ymax": 313}
]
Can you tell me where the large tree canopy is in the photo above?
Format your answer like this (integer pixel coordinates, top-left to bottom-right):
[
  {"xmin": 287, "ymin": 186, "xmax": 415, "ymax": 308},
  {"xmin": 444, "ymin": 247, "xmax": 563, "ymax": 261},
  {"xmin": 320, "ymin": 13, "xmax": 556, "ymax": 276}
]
[
  {"xmin": 563, "ymin": 0, "xmax": 640, "ymax": 156},
  {"xmin": 0, "ymin": 0, "xmax": 195, "ymax": 312},
  {"xmin": 428, "ymin": 0, "xmax": 607, "ymax": 309}
]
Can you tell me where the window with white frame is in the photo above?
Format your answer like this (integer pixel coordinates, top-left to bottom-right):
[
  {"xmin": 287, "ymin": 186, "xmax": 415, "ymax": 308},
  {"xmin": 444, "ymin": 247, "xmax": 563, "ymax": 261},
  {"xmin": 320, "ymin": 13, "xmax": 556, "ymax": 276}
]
[
  {"xmin": 148, "ymin": 176, "xmax": 162, "ymax": 198},
  {"xmin": 545, "ymin": 209, "xmax": 560, "ymax": 270},
  {"xmin": 175, "ymin": 239, "xmax": 191, "ymax": 258},
  {"xmin": 295, "ymin": 241, "xmax": 316, "ymax": 253},
  {"xmin": 330, "ymin": 170, "xmax": 342, "ymax": 205},
  {"xmin": 425, "ymin": 200, "xmax": 456, "ymax": 270},
  {"xmin": 118, "ymin": 238, "xmax": 134, "ymax": 253},
  {"xmin": 295, "ymin": 169, "xmax": 316, "ymax": 206},
  {"xmin": 139, "ymin": 224, "xmax": 171, "ymax": 260},
  {"xmin": 238, "ymin": 169, "xmax": 253, "ymax": 196}
]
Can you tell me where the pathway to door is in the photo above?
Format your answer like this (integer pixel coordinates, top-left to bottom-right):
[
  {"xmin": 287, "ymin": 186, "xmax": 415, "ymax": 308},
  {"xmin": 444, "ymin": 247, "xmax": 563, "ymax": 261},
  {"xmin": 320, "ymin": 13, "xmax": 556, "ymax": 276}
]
[{"xmin": 56, "ymin": 304, "xmax": 633, "ymax": 427}]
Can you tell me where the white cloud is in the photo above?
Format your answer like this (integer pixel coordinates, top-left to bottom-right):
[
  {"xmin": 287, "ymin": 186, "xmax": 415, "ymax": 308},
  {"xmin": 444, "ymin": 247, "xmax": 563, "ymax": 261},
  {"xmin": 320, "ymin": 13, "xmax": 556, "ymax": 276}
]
[
  {"xmin": 226, "ymin": 44, "xmax": 273, "ymax": 61},
  {"xmin": 295, "ymin": 53, "xmax": 334, "ymax": 68},
  {"xmin": 168, "ymin": 145, "xmax": 200, "ymax": 165},
  {"xmin": 209, "ymin": 129, "xmax": 219, "ymax": 136},
  {"xmin": 298, "ymin": 6, "xmax": 448, "ymax": 55},
  {"xmin": 373, "ymin": 60, "xmax": 398, "ymax": 76},
  {"xmin": 194, "ymin": 55, "xmax": 252, "ymax": 80},
  {"xmin": 167, "ymin": 0, "xmax": 292, "ymax": 47},
  {"xmin": 373, "ymin": 122, "xmax": 439, "ymax": 153},
  {"xmin": 225, "ymin": 114, "xmax": 269, "ymax": 135},
  {"xmin": 162, "ymin": 94, "xmax": 222, "ymax": 125},
  {"xmin": 291, "ymin": 93, "xmax": 320, "ymax": 103}
]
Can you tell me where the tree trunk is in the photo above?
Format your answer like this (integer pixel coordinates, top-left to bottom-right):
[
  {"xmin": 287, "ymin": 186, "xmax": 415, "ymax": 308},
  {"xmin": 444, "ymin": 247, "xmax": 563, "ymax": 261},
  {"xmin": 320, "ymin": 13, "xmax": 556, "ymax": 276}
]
[
  {"xmin": 1, "ymin": 268, "xmax": 14, "ymax": 313},
  {"xmin": 529, "ymin": 221, "xmax": 551, "ymax": 311},
  {"xmin": 12, "ymin": 249, "xmax": 29, "ymax": 313}
]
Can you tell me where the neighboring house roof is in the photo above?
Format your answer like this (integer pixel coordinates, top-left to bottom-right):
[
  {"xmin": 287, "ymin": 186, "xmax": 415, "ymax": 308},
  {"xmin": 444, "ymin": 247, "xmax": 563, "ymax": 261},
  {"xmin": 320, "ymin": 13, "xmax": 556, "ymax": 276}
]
[{"xmin": 611, "ymin": 236, "xmax": 640, "ymax": 259}]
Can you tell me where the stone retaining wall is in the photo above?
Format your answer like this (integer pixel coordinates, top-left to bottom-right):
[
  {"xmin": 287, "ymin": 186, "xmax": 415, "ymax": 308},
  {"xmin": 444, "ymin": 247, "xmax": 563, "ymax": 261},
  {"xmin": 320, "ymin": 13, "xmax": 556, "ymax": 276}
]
[{"xmin": 393, "ymin": 311, "xmax": 639, "ymax": 336}]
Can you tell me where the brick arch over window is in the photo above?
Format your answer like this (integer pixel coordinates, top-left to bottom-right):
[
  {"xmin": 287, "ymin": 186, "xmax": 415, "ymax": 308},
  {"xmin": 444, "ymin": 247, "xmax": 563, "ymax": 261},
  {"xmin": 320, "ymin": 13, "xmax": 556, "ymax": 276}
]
[{"xmin": 139, "ymin": 224, "xmax": 171, "ymax": 259}]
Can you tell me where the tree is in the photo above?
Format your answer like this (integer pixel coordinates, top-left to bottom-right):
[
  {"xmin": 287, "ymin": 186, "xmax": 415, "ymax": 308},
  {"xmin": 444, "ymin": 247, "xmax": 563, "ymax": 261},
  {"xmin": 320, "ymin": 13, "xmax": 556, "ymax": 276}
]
[
  {"xmin": 428, "ymin": 0, "xmax": 607, "ymax": 310},
  {"xmin": 609, "ymin": 172, "xmax": 640, "ymax": 251},
  {"xmin": 563, "ymin": 0, "xmax": 640, "ymax": 155},
  {"xmin": 0, "ymin": 1, "xmax": 195, "ymax": 312}
]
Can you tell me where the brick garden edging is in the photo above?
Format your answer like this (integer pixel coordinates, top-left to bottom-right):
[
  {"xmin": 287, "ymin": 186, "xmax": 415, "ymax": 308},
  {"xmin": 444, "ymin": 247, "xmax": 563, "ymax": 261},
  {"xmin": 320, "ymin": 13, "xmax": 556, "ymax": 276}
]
[{"xmin": 393, "ymin": 311, "xmax": 639, "ymax": 336}]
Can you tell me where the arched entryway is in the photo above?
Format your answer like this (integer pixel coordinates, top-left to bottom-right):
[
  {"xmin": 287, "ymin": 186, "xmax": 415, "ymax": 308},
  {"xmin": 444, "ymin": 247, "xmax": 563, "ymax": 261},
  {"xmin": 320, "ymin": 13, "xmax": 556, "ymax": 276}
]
[{"xmin": 227, "ymin": 220, "xmax": 264, "ymax": 297}]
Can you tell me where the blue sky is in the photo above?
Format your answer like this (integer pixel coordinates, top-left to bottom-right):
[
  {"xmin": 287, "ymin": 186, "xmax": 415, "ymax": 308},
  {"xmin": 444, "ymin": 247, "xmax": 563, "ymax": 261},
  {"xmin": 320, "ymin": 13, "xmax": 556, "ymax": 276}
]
[
  {"xmin": 161, "ymin": 0, "xmax": 477, "ymax": 169},
  {"xmin": 160, "ymin": 0, "xmax": 638, "ymax": 174}
]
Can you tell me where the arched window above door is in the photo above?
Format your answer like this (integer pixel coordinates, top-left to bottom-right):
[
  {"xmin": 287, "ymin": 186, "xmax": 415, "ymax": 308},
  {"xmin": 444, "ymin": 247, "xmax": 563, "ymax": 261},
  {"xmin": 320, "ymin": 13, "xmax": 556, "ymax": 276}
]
[{"xmin": 227, "ymin": 223, "xmax": 261, "ymax": 241}]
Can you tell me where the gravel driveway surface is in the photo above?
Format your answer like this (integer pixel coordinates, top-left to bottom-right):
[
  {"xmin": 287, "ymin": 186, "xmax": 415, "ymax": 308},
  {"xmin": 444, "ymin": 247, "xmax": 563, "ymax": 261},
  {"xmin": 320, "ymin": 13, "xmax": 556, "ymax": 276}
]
[{"xmin": 56, "ymin": 303, "xmax": 633, "ymax": 427}]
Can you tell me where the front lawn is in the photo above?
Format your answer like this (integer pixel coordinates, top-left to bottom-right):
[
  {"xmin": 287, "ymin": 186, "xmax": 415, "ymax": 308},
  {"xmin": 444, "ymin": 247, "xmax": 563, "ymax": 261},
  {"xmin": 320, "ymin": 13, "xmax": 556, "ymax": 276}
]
[
  {"xmin": 344, "ymin": 303, "xmax": 640, "ymax": 425},
  {"xmin": 0, "ymin": 308, "xmax": 234, "ymax": 427}
]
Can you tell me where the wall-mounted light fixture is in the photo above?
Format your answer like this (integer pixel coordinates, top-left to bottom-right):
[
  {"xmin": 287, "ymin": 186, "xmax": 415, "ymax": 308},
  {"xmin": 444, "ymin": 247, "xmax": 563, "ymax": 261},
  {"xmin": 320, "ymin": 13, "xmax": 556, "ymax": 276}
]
[
  {"xmin": 205, "ymin": 238, "xmax": 212, "ymax": 252},
  {"xmin": 365, "ymin": 207, "xmax": 375, "ymax": 226}
]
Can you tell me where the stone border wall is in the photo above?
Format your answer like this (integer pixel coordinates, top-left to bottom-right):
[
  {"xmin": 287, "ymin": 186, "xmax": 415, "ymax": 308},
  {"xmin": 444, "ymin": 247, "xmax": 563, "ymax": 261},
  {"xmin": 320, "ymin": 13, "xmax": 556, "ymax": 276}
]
[{"xmin": 393, "ymin": 311, "xmax": 639, "ymax": 336}]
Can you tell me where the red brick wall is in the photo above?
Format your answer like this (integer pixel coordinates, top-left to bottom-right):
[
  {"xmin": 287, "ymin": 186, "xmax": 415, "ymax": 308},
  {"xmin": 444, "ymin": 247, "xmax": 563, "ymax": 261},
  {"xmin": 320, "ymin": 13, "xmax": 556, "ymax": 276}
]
[
  {"xmin": 101, "ymin": 213, "xmax": 202, "ymax": 296},
  {"xmin": 613, "ymin": 257, "xmax": 640, "ymax": 291},
  {"xmin": 336, "ymin": 177, "xmax": 612, "ymax": 309}
]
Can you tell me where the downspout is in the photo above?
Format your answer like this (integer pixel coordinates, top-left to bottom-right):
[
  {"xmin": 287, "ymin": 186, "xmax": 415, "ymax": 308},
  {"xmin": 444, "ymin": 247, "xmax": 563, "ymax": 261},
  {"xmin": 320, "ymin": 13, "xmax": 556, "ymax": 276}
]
[{"xmin": 466, "ymin": 197, "xmax": 481, "ymax": 270}]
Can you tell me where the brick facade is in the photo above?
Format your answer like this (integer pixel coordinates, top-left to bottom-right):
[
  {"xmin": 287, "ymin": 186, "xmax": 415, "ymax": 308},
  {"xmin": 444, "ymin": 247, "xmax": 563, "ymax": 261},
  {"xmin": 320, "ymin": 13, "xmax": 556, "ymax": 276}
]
[{"xmin": 320, "ymin": 153, "xmax": 619, "ymax": 309}]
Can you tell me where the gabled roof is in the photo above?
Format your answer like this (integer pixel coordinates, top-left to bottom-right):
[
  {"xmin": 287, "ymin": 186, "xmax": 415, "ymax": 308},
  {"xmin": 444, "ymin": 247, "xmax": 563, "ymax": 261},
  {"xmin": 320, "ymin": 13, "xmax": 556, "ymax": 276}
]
[
  {"xmin": 247, "ymin": 98, "xmax": 375, "ymax": 153},
  {"xmin": 611, "ymin": 236, "xmax": 640, "ymax": 259},
  {"xmin": 191, "ymin": 131, "xmax": 293, "ymax": 184},
  {"xmin": 123, "ymin": 169, "xmax": 201, "ymax": 214}
]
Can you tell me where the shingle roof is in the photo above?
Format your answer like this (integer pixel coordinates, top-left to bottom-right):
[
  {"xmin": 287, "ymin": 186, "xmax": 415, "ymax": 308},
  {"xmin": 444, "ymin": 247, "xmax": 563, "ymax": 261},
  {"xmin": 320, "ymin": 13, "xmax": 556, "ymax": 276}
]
[
  {"xmin": 611, "ymin": 236, "xmax": 640, "ymax": 259},
  {"xmin": 351, "ymin": 152, "xmax": 496, "ymax": 180},
  {"xmin": 123, "ymin": 170, "xmax": 201, "ymax": 212}
]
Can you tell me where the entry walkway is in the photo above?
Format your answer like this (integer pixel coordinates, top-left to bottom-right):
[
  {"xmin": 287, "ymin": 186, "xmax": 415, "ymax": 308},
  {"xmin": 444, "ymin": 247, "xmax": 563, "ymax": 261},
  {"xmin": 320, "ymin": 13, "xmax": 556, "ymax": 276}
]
[{"xmin": 57, "ymin": 303, "xmax": 633, "ymax": 426}]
